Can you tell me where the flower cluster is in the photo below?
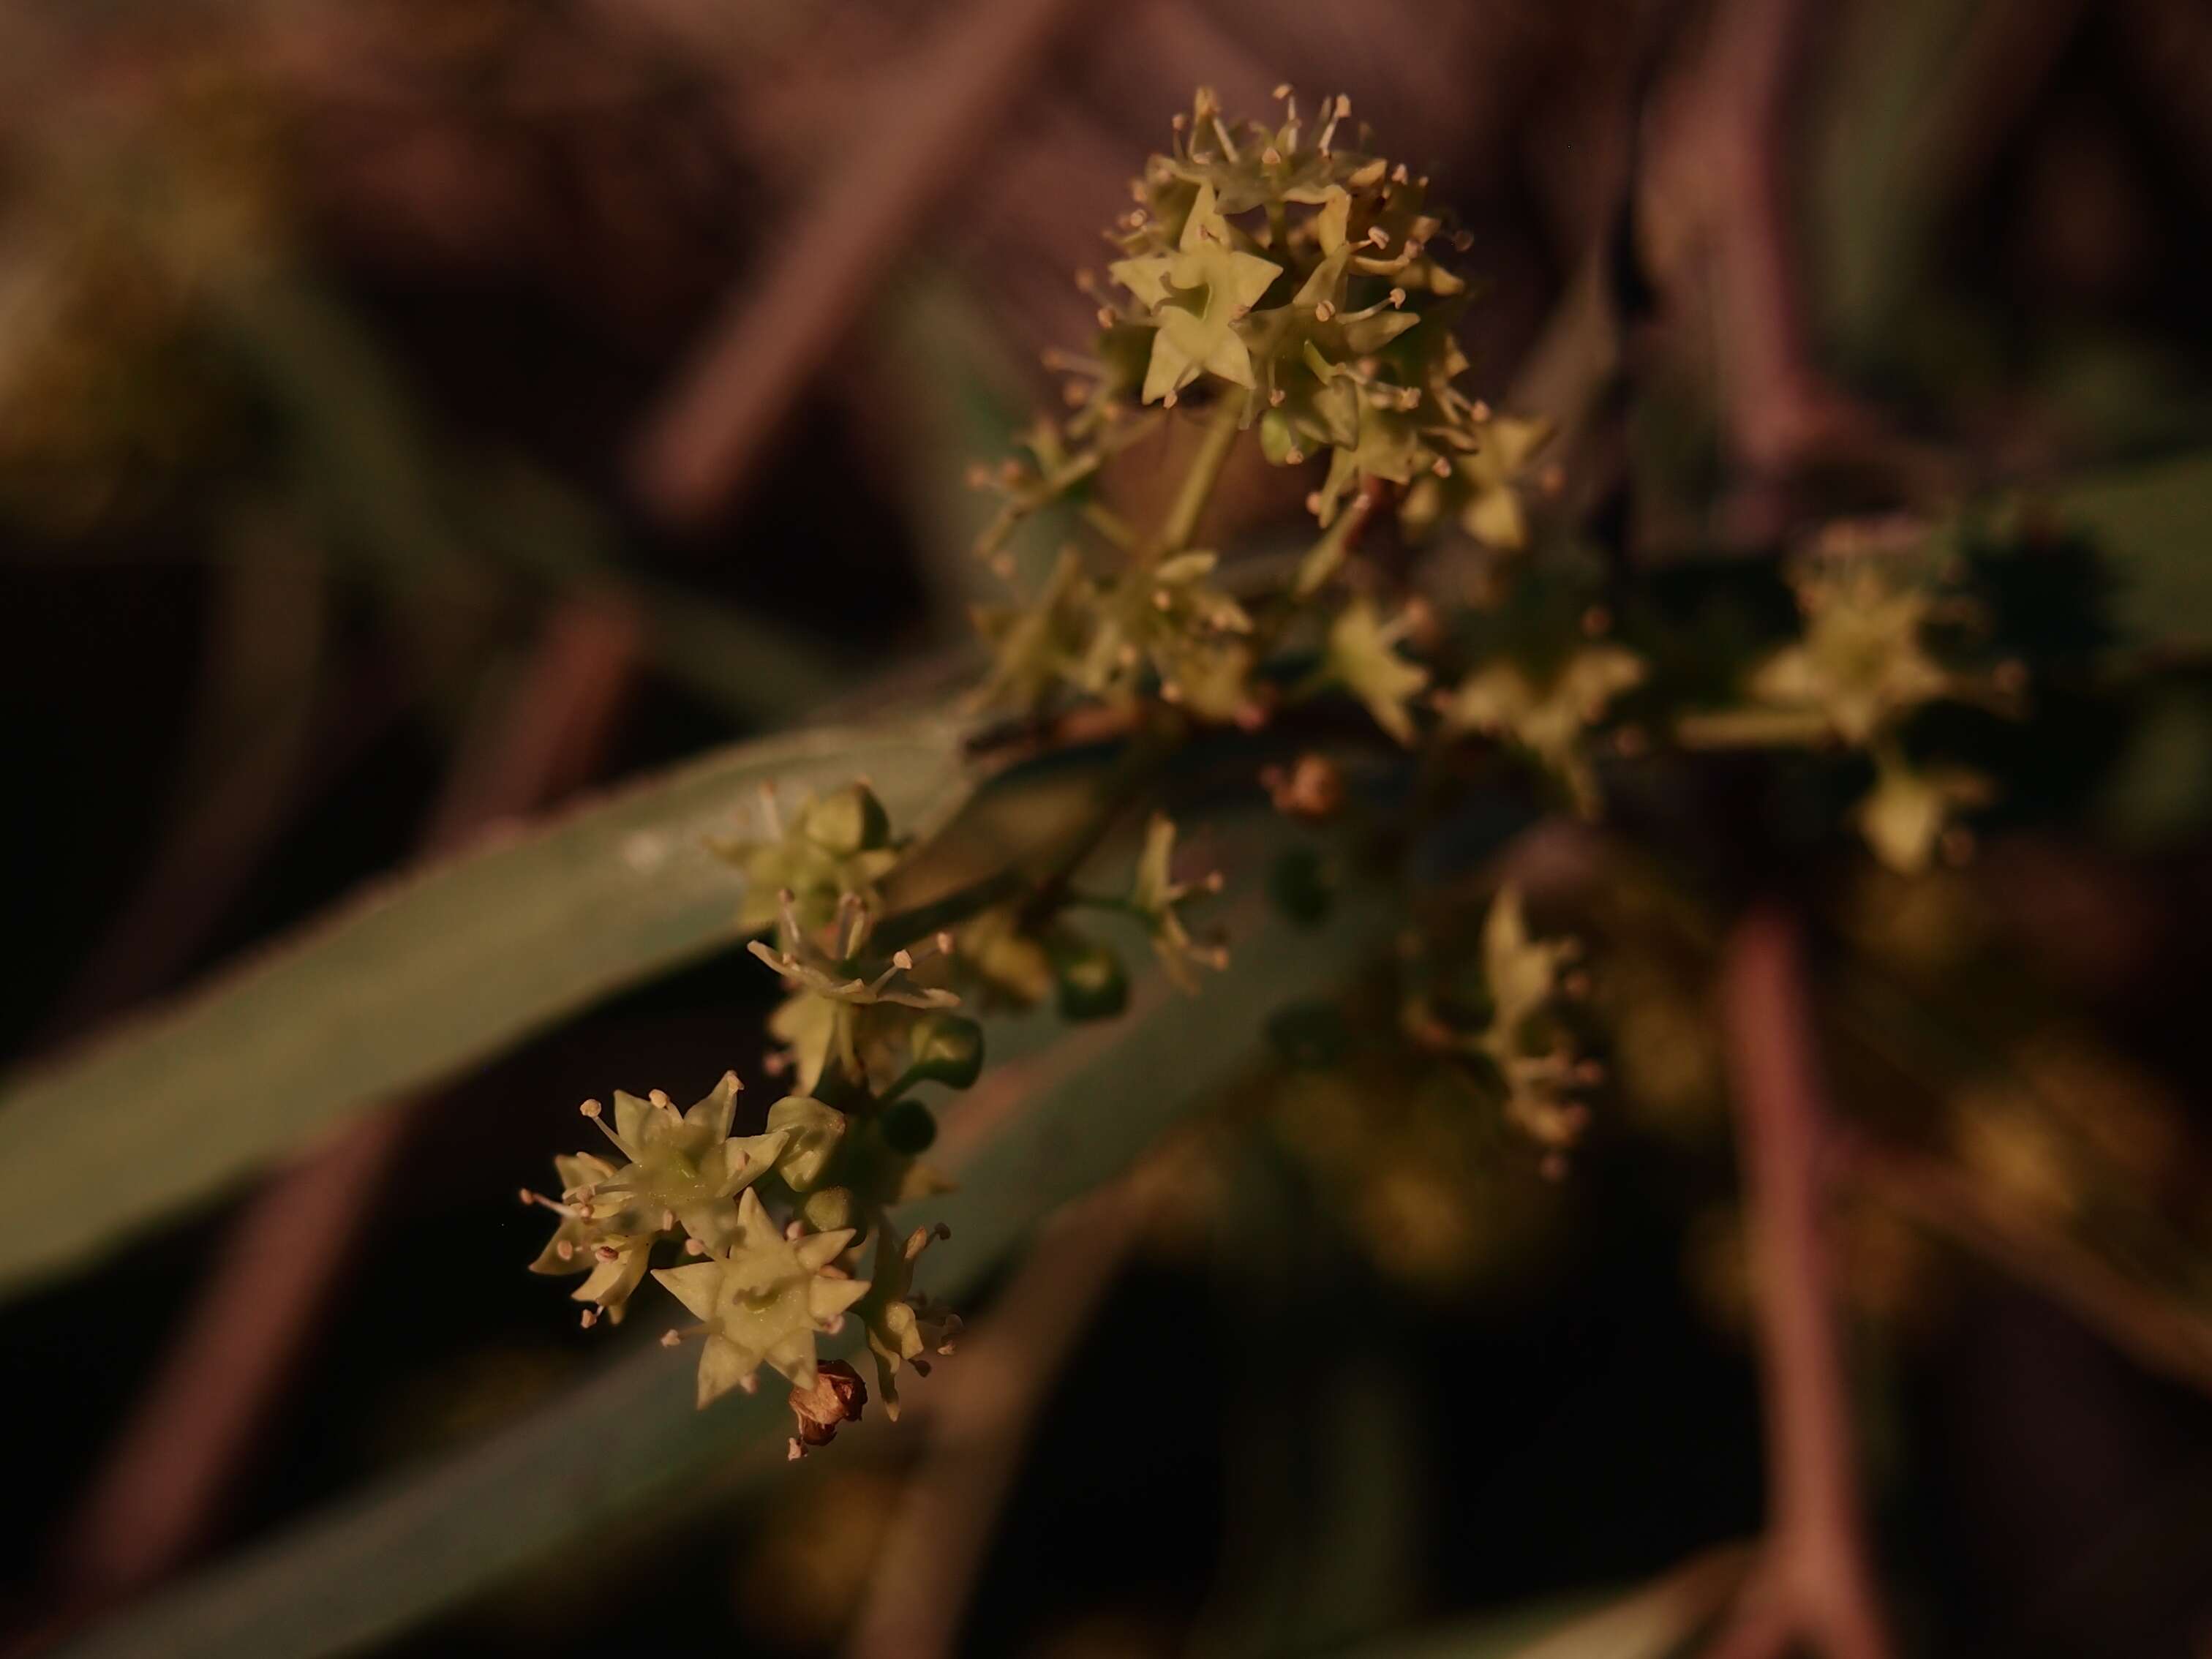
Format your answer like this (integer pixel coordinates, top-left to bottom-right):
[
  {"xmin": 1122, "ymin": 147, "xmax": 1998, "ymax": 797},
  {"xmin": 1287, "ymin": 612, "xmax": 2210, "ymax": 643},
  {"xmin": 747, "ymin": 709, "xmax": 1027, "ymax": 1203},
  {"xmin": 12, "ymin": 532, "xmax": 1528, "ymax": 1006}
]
[
  {"xmin": 1679, "ymin": 519, "xmax": 2025, "ymax": 870},
  {"xmin": 513, "ymin": 91, "xmax": 2064, "ymax": 1470},
  {"xmin": 528, "ymin": 774, "xmax": 1242, "ymax": 1440},
  {"xmin": 527, "ymin": 781, "xmax": 992, "ymax": 1441},
  {"xmin": 1402, "ymin": 884, "xmax": 1599, "ymax": 1162},
  {"xmin": 969, "ymin": 86, "xmax": 1570, "ymax": 750}
]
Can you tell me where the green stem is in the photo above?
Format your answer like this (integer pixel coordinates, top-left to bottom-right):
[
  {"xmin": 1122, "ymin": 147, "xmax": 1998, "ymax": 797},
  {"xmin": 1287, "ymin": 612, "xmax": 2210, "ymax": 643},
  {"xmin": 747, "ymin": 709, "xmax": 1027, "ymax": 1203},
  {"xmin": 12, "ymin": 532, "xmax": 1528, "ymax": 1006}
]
[
  {"xmin": 1293, "ymin": 485, "xmax": 1378, "ymax": 600},
  {"xmin": 1081, "ymin": 501, "xmax": 1139, "ymax": 552},
  {"xmin": 1017, "ymin": 729, "xmax": 1177, "ymax": 930},
  {"xmin": 1064, "ymin": 891, "xmax": 1151, "ymax": 920},
  {"xmin": 1155, "ymin": 396, "xmax": 1245, "ymax": 559}
]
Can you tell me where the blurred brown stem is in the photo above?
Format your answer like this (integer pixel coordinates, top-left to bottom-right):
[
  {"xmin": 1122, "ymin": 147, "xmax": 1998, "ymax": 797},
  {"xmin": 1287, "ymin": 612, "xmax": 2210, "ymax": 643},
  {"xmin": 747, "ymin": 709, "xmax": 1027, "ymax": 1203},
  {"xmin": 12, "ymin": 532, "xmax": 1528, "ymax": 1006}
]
[
  {"xmin": 1712, "ymin": 906, "xmax": 1895, "ymax": 1659},
  {"xmin": 628, "ymin": 0, "xmax": 1088, "ymax": 524},
  {"xmin": 1843, "ymin": 1139, "xmax": 2212, "ymax": 1402},
  {"xmin": 56, "ymin": 598, "xmax": 642, "ymax": 1608},
  {"xmin": 843, "ymin": 1179, "xmax": 1148, "ymax": 1659},
  {"xmin": 1647, "ymin": 0, "xmax": 1895, "ymax": 494}
]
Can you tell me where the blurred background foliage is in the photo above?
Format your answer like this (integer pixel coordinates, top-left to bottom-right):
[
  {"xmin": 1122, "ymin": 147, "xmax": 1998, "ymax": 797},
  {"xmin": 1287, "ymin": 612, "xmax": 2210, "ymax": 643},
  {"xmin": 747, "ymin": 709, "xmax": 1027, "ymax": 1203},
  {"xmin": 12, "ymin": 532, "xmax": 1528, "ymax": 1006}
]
[{"xmin": 4, "ymin": 0, "xmax": 2212, "ymax": 1655}]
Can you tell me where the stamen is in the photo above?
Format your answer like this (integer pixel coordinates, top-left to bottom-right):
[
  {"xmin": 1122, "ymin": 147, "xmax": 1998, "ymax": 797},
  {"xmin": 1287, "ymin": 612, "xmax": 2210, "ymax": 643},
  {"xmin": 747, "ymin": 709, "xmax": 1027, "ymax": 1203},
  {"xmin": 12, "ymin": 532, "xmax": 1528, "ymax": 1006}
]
[{"xmin": 579, "ymin": 1100, "xmax": 630, "ymax": 1156}]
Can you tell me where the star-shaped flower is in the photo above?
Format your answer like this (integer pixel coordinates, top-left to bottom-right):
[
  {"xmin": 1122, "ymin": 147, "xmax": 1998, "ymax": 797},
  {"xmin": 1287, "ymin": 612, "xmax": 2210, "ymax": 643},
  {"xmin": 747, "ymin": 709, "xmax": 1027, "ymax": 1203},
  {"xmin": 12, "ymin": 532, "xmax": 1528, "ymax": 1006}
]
[
  {"xmin": 1400, "ymin": 414, "xmax": 1554, "ymax": 549},
  {"xmin": 858, "ymin": 1221, "xmax": 963, "ymax": 1421},
  {"xmin": 1750, "ymin": 563, "xmax": 1954, "ymax": 746},
  {"xmin": 525, "ymin": 1151, "xmax": 661, "ymax": 1323},
  {"xmin": 1127, "ymin": 812, "xmax": 1230, "ymax": 991},
  {"xmin": 1324, "ymin": 598, "xmax": 1429, "ymax": 745},
  {"xmin": 1110, "ymin": 182, "xmax": 1282, "ymax": 404},
  {"xmin": 712, "ymin": 784, "xmax": 903, "ymax": 933},
  {"xmin": 1401, "ymin": 886, "xmax": 1592, "ymax": 1153},
  {"xmin": 751, "ymin": 892, "xmax": 960, "ymax": 1092},
  {"xmin": 652, "ymin": 1189, "xmax": 870, "ymax": 1407},
  {"xmin": 1437, "ymin": 644, "xmax": 1644, "ymax": 816},
  {"xmin": 1474, "ymin": 885, "xmax": 1587, "ymax": 1149},
  {"xmin": 1075, "ymin": 549, "xmax": 1255, "ymax": 721},
  {"xmin": 568, "ymin": 1073, "xmax": 789, "ymax": 1257}
]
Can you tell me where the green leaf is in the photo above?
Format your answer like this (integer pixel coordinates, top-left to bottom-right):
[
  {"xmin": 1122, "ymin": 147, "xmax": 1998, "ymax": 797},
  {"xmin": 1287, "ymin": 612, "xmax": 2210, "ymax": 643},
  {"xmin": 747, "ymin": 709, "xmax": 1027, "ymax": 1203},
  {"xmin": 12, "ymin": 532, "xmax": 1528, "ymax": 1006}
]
[
  {"xmin": 2041, "ymin": 450, "xmax": 2212, "ymax": 654},
  {"xmin": 50, "ymin": 817, "xmax": 1393, "ymax": 1659},
  {"xmin": 0, "ymin": 713, "xmax": 976, "ymax": 1297},
  {"xmin": 226, "ymin": 274, "xmax": 846, "ymax": 724},
  {"xmin": 1336, "ymin": 1543, "xmax": 1750, "ymax": 1659}
]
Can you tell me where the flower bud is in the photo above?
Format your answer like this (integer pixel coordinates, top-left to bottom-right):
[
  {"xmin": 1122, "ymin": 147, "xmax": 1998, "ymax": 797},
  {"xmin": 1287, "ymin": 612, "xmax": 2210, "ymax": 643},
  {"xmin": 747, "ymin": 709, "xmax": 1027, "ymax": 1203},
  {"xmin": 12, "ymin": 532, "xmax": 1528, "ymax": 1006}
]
[
  {"xmin": 880, "ymin": 1099, "xmax": 938, "ymax": 1155},
  {"xmin": 802, "ymin": 1184, "xmax": 857, "ymax": 1232},
  {"xmin": 1053, "ymin": 937, "xmax": 1129, "ymax": 1021},
  {"xmin": 803, "ymin": 783, "xmax": 892, "ymax": 857},
  {"xmin": 767, "ymin": 1096, "xmax": 848, "ymax": 1192},
  {"xmin": 789, "ymin": 1358, "xmax": 868, "ymax": 1451},
  {"xmin": 1261, "ymin": 752, "xmax": 1344, "ymax": 821},
  {"xmin": 906, "ymin": 1012, "xmax": 985, "ymax": 1090}
]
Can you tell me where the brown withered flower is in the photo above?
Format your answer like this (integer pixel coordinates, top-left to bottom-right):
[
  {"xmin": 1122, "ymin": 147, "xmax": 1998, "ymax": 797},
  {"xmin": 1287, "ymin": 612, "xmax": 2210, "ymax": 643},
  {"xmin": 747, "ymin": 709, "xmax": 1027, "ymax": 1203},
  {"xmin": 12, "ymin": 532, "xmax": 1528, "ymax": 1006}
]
[
  {"xmin": 1261, "ymin": 752, "xmax": 1346, "ymax": 821},
  {"xmin": 787, "ymin": 1358, "xmax": 869, "ymax": 1459}
]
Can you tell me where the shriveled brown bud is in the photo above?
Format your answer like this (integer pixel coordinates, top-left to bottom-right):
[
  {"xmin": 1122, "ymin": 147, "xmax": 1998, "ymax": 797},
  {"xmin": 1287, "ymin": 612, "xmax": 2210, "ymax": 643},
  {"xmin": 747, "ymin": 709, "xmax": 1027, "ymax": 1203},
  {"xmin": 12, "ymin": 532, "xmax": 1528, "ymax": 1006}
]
[
  {"xmin": 789, "ymin": 1358, "xmax": 868, "ymax": 1451},
  {"xmin": 1261, "ymin": 752, "xmax": 1346, "ymax": 822}
]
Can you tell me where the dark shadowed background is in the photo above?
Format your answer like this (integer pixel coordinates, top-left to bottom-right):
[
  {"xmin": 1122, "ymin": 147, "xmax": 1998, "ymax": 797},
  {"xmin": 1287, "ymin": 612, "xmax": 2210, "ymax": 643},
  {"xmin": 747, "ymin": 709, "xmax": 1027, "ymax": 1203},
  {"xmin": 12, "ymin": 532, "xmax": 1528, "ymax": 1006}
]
[{"xmin": 4, "ymin": 1, "xmax": 2212, "ymax": 1655}]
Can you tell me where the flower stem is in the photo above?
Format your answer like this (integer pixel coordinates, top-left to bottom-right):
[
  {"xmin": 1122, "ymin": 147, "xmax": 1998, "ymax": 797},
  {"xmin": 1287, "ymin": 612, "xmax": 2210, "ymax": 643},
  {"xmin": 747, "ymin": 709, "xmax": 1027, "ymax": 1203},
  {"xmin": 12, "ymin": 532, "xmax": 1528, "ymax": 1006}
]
[
  {"xmin": 1715, "ymin": 905, "xmax": 1895, "ymax": 1659},
  {"xmin": 1155, "ymin": 396, "xmax": 1245, "ymax": 559}
]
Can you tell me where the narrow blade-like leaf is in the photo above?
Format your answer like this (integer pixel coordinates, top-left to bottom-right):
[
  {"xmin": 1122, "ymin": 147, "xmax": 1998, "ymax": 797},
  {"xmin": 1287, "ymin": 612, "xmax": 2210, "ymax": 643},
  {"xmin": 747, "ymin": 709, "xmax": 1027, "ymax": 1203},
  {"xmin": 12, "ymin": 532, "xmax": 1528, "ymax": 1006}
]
[
  {"xmin": 53, "ymin": 824, "xmax": 1390, "ymax": 1659},
  {"xmin": 0, "ymin": 713, "xmax": 974, "ymax": 1295}
]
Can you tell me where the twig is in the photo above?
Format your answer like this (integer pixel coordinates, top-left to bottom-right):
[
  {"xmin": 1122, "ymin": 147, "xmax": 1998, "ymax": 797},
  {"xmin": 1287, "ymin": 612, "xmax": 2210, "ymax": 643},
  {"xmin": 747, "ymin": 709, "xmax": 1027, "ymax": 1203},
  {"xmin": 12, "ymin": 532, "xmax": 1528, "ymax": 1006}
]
[
  {"xmin": 1644, "ymin": 0, "xmax": 1886, "ymax": 487},
  {"xmin": 56, "ymin": 598, "xmax": 642, "ymax": 1604},
  {"xmin": 628, "ymin": 0, "xmax": 1089, "ymax": 524},
  {"xmin": 843, "ymin": 1178, "xmax": 1150, "ymax": 1659},
  {"xmin": 1712, "ymin": 906, "xmax": 1895, "ymax": 1659},
  {"xmin": 1843, "ymin": 1138, "xmax": 2212, "ymax": 1402}
]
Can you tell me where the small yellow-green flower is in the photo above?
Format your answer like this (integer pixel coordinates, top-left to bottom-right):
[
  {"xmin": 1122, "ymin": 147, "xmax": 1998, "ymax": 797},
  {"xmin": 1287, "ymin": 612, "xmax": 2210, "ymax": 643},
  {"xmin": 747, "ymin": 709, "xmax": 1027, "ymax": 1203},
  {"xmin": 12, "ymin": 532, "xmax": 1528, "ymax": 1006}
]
[
  {"xmin": 1438, "ymin": 644, "xmax": 1644, "ymax": 816},
  {"xmin": 1325, "ymin": 598, "xmax": 1429, "ymax": 745},
  {"xmin": 652, "ymin": 1189, "xmax": 870, "ymax": 1407},
  {"xmin": 572, "ymin": 1073, "xmax": 789, "ymax": 1254},
  {"xmin": 1128, "ymin": 813, "xmax": 1229, "ymax": 991},
  {"xmin": 712, "ymin": 783, "xmax": 903, "ymax": 932},
  {"xmin": 858, "ymin": 1221, "xmax": 963, "ymax": 1421},
  {"xmin": 1856, "ymin": 751, "xmax": 1990, "ymax": 874},
  {"xmin": 751, "ymin": 892, "xmax": 960, "ymax": 1092},
  {"xmin": 1399, "ymin": 415, "xmax": 1554, "ymax": 549},
  {"xmin": 1110, "ymin": 181, "xmax": 1282, "ymax": 404},
  {"xmin": 1750, "ymin": 563, "xmax": 1954, "ymax": 746}
]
